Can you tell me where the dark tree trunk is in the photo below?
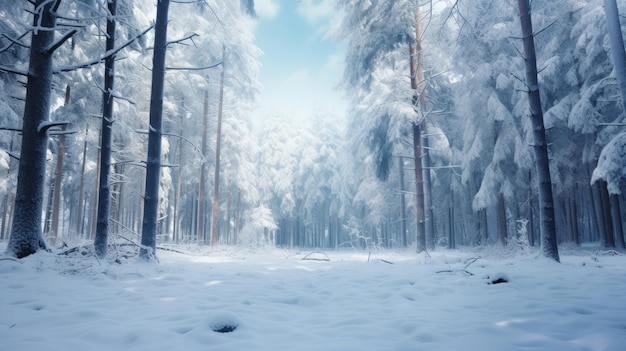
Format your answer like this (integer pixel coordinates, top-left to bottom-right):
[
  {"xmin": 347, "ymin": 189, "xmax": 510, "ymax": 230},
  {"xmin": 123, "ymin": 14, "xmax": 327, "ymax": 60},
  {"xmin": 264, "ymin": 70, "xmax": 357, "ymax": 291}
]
[
  {"xmin": 517, "ymin": 0, "xmax": 559, "ymax": 262},
  {"xmin": 598, "ymin": 180, "xmax": 616, "ymax": 248},
  {"xmin": 497, "ymin": 193, "xmax": 507, "ymax": 246},
  {"xmin": 95, "ymin": 0, "xmax": 117, "ymax": 258},
  {"xmin": 140, "ymin": 0, "xmax": 170, "ymax": 260},
  {"xmin": 7, "ymin": 0, "xmax": 61, "ymax": 258}
]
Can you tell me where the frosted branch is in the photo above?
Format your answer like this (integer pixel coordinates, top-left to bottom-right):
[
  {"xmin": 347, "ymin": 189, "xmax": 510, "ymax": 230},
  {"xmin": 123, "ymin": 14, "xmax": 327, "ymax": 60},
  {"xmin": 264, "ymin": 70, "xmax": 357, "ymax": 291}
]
[
  {"xmin": 166, "ymin": 60, "xmax": 223, "ymax": 71},
  {"xmin": 166, "ymin": 33, "xmax": 199, "ymax": 47},
  {"xmin": 0, "ymin": 32, "xmax": 30, "ymax": 53},
  {"xmin": 55, "ymin": 25, "xmax": 154, "ymax": 73}
]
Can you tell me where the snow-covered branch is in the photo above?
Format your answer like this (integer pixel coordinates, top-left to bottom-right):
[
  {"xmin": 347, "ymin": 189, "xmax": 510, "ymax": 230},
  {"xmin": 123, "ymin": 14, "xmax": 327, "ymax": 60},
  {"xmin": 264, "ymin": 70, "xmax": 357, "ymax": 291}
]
[
  {"xmin": 44, "ymin": 29, "xmax": 77, "ymax": 54},
  {"xmin": 54, "ymin": 25, "xmax": 154, "ymax": 73},
  {"xmin": 37, "ymin": 121, "xmax": 70, "ymax": 134},
  {"xmin": 166, "ymin": 60, "xmax": 223, "ymax": 71}
]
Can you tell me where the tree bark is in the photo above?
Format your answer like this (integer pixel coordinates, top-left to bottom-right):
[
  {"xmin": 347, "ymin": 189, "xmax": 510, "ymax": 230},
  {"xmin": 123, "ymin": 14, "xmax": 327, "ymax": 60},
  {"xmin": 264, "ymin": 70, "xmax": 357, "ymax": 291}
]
[
  {"xmin": 197, "ymin": 91, "xmax": 209, "ymax": 244},
  {"xmin": 140, "ymin": 0, "xmax": 170, "ymax": 260},
  {"xmin": 410, "ymin": 7, "xmax": 426, "ymax": 253},
  {"xmin": 50, "ymin": 86, "xmax": 70, "ymax": 246},
  {"xmin": 211, "ymin": 49, "xmax": 226, "ymax": 246},
  {"xmin": 95, "ymin": 0, "xmax": 117, "ymax": 258},
  {"xmin": 7, "ymin": 0, "xmax": 61, "ymax": 258},
  {"xmin": 517, "ymin": 0, "xmax": 559, "ymax": 262}
]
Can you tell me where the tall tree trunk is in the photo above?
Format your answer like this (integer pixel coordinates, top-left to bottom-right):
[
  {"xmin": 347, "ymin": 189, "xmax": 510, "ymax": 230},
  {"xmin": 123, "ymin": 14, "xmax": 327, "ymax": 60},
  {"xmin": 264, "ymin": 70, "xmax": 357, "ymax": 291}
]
[
  {"xmin": 197, "ymin": 91, "xmax": 209, "ymax": 244},
  {"xmin": 95, "ymin": 0, "xmax": 117, "ymax": 258},
  {"xmin": 173, "ymin": 112, "xmax": 184, "ymax": 243},
  {"xmin": 517, "ymin": 0, "xmax": 559, "ymax": 262},
  {"xmin": 211, "ymin": 49, "xmax": 226, "ymax": 246},
  {"xmin": 140, "ymin": 0, "xmax": 170, "ymax": 260},
  {"xmin": 398, "ymin": 156, "xmax": 407, "ymax": 247},
  {"xmin": 90, "ymin": 148, "xmax": 101, "ymax": 240},
  {"xmin": 50, "ymin": 86, "xmax": 70, "ymax": 246},
  {"xmin": 410, "ymin": 7, "xmax": 426, "ymax": 253},
  {"xmin": 7, "ymin": 0, "xmax": 61, "ymax": 258},
  {"xmin": 76, "ymin": 124, "xmax": 88, "ymax": 237}
]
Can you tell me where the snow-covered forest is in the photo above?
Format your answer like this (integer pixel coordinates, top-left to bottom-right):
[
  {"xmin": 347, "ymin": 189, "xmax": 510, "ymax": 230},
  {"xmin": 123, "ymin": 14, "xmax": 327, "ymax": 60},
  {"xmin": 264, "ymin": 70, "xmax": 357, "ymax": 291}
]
[
  {"xmin": 2, "ymin": 0, "xmax": 626, "ymax": 259},
  {"xmin": 2, "ymin": 0, "xmax": 626, "ymax": 349}
]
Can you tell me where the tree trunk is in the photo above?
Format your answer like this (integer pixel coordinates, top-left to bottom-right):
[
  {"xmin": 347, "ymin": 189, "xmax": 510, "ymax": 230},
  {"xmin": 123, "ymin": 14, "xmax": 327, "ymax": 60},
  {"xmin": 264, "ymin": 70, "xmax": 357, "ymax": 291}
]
[
  {"xmin": 598, "ymin": 180, "xmax": 616, "ymax": 248},
  {"xmin": 50, "ymin": 86, "xmax": 70, "ymax": 246},
  {"xmin": 211, "ymin": 49, "xmax": 226, "ymax": 246},
  {"xmin": 610, "ymin": 194, "xmax": 625, "ymax": 249},
  {"xmin": 76, "ymin": 124, "xmax": 88, "ymax": 238},
  {"xmin": 517, "ymin": 0, "xmax": 559, "ymax": 262},
  {"xmin": 398, "ymin": 156, "xmax": 408, "ymax": 247},
  {"xmin": 95, "ymin": 0, "xmax": 117, "ymax": 258},
  {"xmin": 7, "ymin": 0, "xmax": 61, "ymax": 258},
  {"xmin": 197, "ymin": 91, "xmax": 209, "ymax": 244},
  {"xmin": 497, "ymin": 193, "xmax": 507, "ymax": 246},
  {"xmin": 410, "ymin": 7, "xmax": 426, "ymax": 253},
  {"xmin": 140, "ymin": 0, "xmax": 170, "ymax": 260}
]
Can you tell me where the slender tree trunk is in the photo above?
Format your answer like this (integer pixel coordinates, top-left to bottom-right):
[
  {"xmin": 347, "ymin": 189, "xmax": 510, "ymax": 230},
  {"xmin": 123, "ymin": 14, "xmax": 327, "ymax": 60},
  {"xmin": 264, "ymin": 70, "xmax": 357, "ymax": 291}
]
[
  {"xmin": 410, "ymin": 8, "xmax": 426, "ymax": 253},
  {"xmin": 610, "ymin": 194, "xmax": 624, "ymax": 248},
  {"xmin": 90, "ymin": 148, "xmax": 100, "ymax": 240},
  {"xmin": 50, "ymin": 86, "xmax": 70, "ymax": 246},
  {"xmin": 140, "ymin": 0, "xmax": 170, "ymax": 260},
  {"xmin": 211, "ymin": 50, "xmax": 226, "ymax": 246},
  {"xmin": 598, "ymin": 180, "xmax": 616, "ymax": 247},
  {"xmin": 7, "ymin": 0, "xmax": 61, "ymax": 258},
  {"xmin": 95, "ymin": 0, "xmax": 117, "ymax": 258},
  {"xmin": 76, "ymin": 124, "xmax": 88, "ymax": 238},
  {"xmin": 497, "ymin": 193, "xmax": 507, "ymax": 246},
  {"xmin": 197, "ymin": 91, "xmax": 209, "ymax": 244},
  {"xmin": 173, "ymin": 112, "xmax": 184, "ymax": 243},
  {"xmin": 517, "ymin": 0, "xmax": 559, "ymax": 262},
  {"xmin": 398, "ymin": 156, "xmax": 407, "ymax": 247}
]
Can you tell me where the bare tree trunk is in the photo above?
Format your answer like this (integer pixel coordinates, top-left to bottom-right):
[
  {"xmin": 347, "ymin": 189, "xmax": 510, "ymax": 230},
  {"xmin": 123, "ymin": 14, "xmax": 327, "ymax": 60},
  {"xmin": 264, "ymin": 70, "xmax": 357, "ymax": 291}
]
[
  {"xmin": 517, "ymin": 0, "xmax": 559, "ymax": 262},
  {"xmin": 410, "ymin": 7, "xmax": 426, "ymax": 253},
  {"xmin": 50, "ymin": 86, "xmax": 70, "ymax": 246},
  {"xmin": 398, "ymin": 156, "xmax": 407, "ymax": 247},
  {"xmin": 211, "ymin": 49, "xmax": 226, "ymax": 246},
  {"xmin": 173, "ymin": 112, "xmax": 184, "ymax": 243},
  {"xmin": 598, "ymin": 180, "xmax": 616, "ymax": 248},
  {"xmin": 7, "ymin": 0, "xmax": 61, "ymax": 258},
  {"xmin": 610, "ymin": 194, "xmax": 625, "ymax": 248},
  {"xmin": 76, "ymin": 124, "xmax": 88, "ymax": 238},
  {"xmin": 90, "ymin": 148, "xmax": 101, "ymax": 240},
  {"xmin": 95, "ymin": 0, "xmax": 117, "ymax": 258},
  {"xmin": 197, "ymin": 91, "xmax": 209, "ymax": 244},
  {"xmin": 497, "ymin": 193, "xmax": 507, "ymax": 246},
  {"xmin": 140, "ymin": 0, "xmax": 170, "ymax": 260}
]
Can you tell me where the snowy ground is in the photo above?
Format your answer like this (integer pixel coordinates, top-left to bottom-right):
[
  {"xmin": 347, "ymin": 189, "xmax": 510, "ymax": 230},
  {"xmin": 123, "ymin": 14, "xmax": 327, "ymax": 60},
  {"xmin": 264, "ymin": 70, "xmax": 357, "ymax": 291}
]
[{"xmin": 1, "ymin": 244, "xmax": 625, "ymax": 351}]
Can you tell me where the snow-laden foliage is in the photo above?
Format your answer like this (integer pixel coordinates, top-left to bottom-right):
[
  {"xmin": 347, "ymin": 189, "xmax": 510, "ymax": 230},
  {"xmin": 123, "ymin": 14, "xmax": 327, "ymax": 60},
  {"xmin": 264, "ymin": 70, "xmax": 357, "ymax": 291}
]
[{"xmin": 592, "ymin": 132, "xmax": 626, "ymax": 195}]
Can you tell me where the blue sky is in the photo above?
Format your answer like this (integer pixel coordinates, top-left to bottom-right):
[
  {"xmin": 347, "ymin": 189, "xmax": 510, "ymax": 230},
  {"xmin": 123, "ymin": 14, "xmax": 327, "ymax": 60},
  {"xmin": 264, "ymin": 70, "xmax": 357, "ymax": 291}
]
[{"xmin": 252, "ymin": 0, "xmax": 346, "ymax": 122}]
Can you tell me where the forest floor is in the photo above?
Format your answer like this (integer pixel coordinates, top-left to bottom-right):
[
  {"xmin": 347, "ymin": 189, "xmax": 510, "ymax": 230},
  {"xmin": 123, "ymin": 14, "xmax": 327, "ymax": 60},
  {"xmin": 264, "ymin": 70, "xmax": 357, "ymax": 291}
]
[{"xmin": 1, "ymin": 243, "xmax": 625, "ymax": 351}]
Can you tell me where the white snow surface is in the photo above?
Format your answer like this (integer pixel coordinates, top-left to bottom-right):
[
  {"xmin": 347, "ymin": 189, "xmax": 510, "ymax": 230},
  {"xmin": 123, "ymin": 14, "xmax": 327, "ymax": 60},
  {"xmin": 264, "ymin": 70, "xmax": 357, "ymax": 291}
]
[{"xmin": 1, "ymin": 245, "xmax": 626, "ymax": 351}]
